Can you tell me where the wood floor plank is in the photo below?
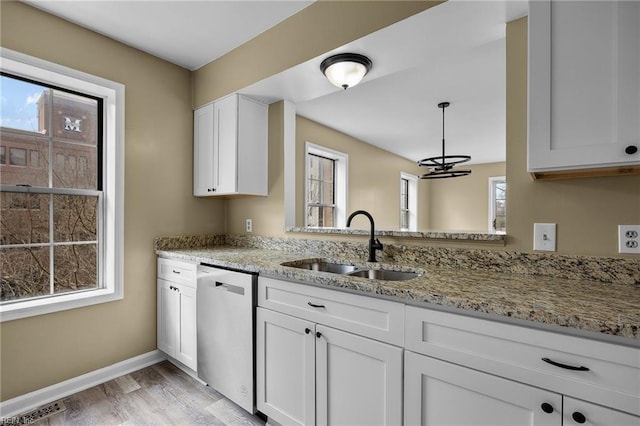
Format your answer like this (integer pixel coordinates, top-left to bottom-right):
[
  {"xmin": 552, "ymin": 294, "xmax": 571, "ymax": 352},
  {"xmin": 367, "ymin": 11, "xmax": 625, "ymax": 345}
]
[{"xmin": 30, "ymin": 361, "xmax": 265, "ymax": 426}]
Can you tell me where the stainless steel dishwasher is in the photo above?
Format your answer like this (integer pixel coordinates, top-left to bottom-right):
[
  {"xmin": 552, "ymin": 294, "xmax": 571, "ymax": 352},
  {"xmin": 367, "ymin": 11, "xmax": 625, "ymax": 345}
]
[{"xmin": 197, "ymin": 263, "xmax": 257, "ymax": 414}]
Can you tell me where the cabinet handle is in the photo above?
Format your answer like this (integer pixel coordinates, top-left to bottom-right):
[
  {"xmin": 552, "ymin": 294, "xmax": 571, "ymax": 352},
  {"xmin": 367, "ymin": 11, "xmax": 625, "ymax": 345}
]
[
  {"xmin": 540, "ymin": 403, "xmax": 554, "ymax": 414},
  {"xmin": 308, "ymin": 302, "xmax": 326, "ymax": 308},
  {"xmin": 625, "ymin": 145, "xmax": 638, "ymax": 155},
  {"xmin": 316, "ymin": 332, "xmax": 322, "ymax": 339},
  {"xmin": 541, "ymin": 357, "xmax": 589, "ymax": 371},
  {"xmin": 572, "ymin": 412, "xmax": 586, "ymax": 424},
  {"xmin": 172, "ymin": 270, "xmax": 181, "ymax": 274},
  {"xmin": 304, "ymin": 328, "xmax": 311, "ymax": 334}
]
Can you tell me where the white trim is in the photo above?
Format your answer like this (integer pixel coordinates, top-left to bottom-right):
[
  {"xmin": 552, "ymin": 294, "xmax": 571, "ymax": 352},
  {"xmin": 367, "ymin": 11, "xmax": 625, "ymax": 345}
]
[
  {"xmin": 283, "ymin": 101, "xmax": 296, "ymax": 228},
  {"xmin": 488, "ymin": 176, "xmax": 506, "ymax": 234},
  {"xmin": 0, "ymin": 350, "xmax": 166, "ymax": 419},
  {"xmin": 304, "ymin": 142, "xmax": 348, "ymax": 228},
  {"xmin": 0, "ymin": 48, "xmax": 125, "ymax": 322}
]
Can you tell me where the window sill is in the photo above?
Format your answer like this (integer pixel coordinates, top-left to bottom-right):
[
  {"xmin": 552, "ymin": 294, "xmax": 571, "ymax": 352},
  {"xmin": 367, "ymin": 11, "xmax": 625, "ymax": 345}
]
[{"xmin": 0, "ymin": 288, "xmax": 123, "ymax": 322}]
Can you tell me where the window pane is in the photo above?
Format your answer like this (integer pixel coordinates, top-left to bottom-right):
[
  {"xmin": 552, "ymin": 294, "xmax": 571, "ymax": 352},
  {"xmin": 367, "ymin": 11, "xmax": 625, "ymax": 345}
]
[
  {"xmin": 307, "ymin": 206, "xmax": 334, "ymax": 227},
  {"xmin": 0, "ymin": 146, "xmax": 5, "ymax": 164},
  {"xmin": 400, "ymin": 210, "xmax": 409, "ymax": 229},
  {"xmin": 308, "ymin": 180, "xmax": 320, "ymax": 203},
  {"xmin": 0, "ymin": 192, "xmax": 50, "ymax": 244},
  {"xmin": 53, "ymin": 244, "xmax": 97, "ymax": 294},
  {"xmin": 53, "ymin": 195, "xmax": 98, "ymax": 242},
  {"xmin": 9, "ymin": 147, "xmax": 26, "ymax": 166},
  {"xmin": 0, "ymin": 247, "xmax": 50, "ymax": 301},
  {"xmin": 52, "ymin": 90, "xmax": 98, "ymax": 145},
  {"xmin": 308, "ymin": 155, "xmax": 320, "ymax": 180},
  {"xmin": 53, "ymin": 141, "xmax": 97, "ymax": 189},
  {"xmin": 0, "ymin": 131, "xmax": 50, "ymax": 186},
  {"xmin": 0, "ymin": 76, "xmax": 49, "ymax": 133},
  {"xmin": 321, "ymin": 181, "xmax": 334, "ymax": 204}
]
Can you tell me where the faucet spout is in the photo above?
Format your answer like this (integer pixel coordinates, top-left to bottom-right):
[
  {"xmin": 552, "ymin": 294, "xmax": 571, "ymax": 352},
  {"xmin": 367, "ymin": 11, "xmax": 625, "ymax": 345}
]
[{"xmin": 346, "ymin": 210, "xmax": 383, "ymax": 262}]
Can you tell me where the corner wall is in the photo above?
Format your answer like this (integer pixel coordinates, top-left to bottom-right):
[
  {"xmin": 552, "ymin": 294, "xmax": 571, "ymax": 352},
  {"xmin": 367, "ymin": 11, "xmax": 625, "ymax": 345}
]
[{"xmin": 0, "ymin": 2, "xmax": 226, "ymax": 401}]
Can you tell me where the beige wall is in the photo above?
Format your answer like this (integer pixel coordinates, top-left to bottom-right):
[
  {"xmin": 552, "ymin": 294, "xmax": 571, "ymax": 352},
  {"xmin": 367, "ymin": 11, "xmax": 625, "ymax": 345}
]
[
  {"xmin": 429, "ymin": 162, "xmax": 505, "ymax": 232},
  {"xmin": 505, "ymin": 17, "xmax": 640, "ymax": 256},
  {"xmin": 0, "ymin": 2, "xmax": 225, "ymax": 401}
]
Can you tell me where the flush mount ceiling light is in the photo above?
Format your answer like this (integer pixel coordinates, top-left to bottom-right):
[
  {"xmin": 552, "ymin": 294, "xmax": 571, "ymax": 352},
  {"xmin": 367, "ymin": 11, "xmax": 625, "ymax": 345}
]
[
  {"xmin": 320, "ymin": 53, "xmax": 372, "ymax": 90},
  {"xmin": 417, "ymin": 102, "xmax": 471, "ymax": 179}
]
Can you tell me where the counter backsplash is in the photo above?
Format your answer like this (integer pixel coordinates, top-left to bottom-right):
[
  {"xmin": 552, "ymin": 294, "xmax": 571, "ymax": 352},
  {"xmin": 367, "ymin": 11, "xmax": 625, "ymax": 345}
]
[{"xmin": 153, "ymin": 234, "xmax": 640, "ymax": 286}]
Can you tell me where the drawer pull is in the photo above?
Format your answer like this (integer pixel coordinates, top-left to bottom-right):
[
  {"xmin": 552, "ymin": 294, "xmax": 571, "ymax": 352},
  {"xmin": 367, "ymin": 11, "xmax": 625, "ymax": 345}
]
[
  {"xmin": 541, "ymin": 357, "xmax": 590, "ymax": 371},
  {"xmin": 307, "ymin": 302, "xmax": 326, "ymax": 308},
  {"xmin": 172, "ymin": 270, "xmax": 181, "ymax": 274},
  {"xmin": 572, "ymin": 412, "xmax": 586, "ymax": 424},
  {"xmin": 540, "ymin": 403, "xmax": 554, "ymax": 414}
]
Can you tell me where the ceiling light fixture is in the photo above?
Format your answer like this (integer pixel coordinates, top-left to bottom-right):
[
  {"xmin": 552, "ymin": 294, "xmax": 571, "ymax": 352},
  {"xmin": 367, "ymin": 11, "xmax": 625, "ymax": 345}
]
[
  {"xmin": 417, "ymin": 102, "xmax": 471, "ymax": 179},
  {"xmin": 320, "ymin": 53, "xmax": 372, "ymax": 90}
]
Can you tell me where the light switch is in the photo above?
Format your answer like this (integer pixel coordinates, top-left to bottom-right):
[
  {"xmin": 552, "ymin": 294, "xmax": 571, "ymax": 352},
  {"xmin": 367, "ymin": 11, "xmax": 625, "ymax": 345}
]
[{"xmin": 533, "ymin": 223, "xmax": 556, "ymax": 251}]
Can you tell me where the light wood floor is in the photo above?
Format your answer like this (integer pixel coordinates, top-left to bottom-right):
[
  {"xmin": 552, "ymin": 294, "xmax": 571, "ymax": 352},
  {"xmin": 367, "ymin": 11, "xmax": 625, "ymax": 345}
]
[{"xmin": 32, "ymin": 361, "xmax": 266, "ymax": 425}]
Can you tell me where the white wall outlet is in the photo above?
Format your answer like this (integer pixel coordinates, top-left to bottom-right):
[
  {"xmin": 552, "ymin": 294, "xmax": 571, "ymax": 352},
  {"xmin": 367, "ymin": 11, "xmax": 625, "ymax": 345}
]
[
  {"xmin": 618, "ymin": 225, "xmax": 640, "ymax": 254},
  {"xmin": 533, "ymin": 223, "xmax": 556, "ymax": 251},
  {"xmin": 245, "ymin": 219, "xmax": 253, "ymax": 233}
]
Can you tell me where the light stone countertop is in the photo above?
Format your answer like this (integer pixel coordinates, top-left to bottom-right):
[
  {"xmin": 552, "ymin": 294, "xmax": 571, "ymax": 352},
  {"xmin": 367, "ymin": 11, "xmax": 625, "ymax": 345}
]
[{"xmin": 157, "ymin": 246, "xmax": 640, "ymax": 345}]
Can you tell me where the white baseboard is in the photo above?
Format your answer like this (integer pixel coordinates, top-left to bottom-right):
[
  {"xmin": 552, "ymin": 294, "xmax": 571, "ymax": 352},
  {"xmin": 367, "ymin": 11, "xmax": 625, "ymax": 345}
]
[{"xmin": 0, "ymin": 350, "xmax": 166, "ymax": 419}]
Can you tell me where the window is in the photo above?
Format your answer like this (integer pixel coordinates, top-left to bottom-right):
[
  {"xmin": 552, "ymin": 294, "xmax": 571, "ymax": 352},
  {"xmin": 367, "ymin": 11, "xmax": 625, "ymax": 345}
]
[
  {"xmin": 400, "ymin": 172, "xmax": 418, "ymax": 231},
  {"xmin": 489, "ymin": 176, "xmax": 506, "ymax": 234},
  {"xmin": 9, "ymin": 147, "xmax": 27, "ymax": 166},
  {"xmin": 0, "ymin": 146, "xmax": 5, "ymax": 164},
  {"xmin": 0, "ymin": 48, "xmax": 124, "ymax": 322},
  {"xmin": 305, "ymin": 142, "xmax": 348, "ymax": 228}
]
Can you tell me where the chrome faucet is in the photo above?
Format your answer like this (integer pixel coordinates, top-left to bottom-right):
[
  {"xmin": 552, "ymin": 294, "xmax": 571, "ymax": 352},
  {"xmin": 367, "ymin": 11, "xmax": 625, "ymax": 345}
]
[{"xmin": 346, "ymin": 210, "xmax": 383, "ymax": 262}]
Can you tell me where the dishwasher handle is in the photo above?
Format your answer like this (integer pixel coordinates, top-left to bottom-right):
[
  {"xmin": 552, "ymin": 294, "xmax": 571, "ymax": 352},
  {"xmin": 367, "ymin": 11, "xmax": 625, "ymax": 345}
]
[{"xmin": 214, "ymin": 281, "xmax": 245, "ymax": 296}]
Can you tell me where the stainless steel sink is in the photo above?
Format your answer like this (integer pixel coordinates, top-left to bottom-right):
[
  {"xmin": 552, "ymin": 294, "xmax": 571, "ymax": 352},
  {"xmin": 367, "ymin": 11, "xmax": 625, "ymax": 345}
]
[
  {"xmin": 347, "ymin": 269, "xmax": 421, "ymax": 281},
  {"xmin": 282, "ymin": 260, "xmax": 358, "ymax": 274},
  {"xmin": 282, "ymin": 259, "xmax": 422, "ymax": 281}
]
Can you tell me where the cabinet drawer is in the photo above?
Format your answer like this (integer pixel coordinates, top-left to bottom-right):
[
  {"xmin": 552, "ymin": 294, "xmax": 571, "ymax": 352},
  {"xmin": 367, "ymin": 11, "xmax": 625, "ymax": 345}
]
[
  {"xmin": 406, "ymin": 306, "xmax": 640, "ymax": 416},
  {"xmin": 157, "ymin": 257, "xmax": 197, "ymax": 287},
  {"xmin": 259, "ymin": 277, "xmax": 404, "ymax": 346}
]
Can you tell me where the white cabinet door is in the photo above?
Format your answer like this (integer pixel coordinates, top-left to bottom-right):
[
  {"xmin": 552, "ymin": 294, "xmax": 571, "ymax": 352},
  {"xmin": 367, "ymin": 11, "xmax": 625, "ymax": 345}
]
[
  {"xmin": 256, "ymin": 307, "xmax": 316, "ymax": 426},
  {"xmin": 193, "ymin": 103, "xmax": 215, "ymax": 196},
  {"xmin": 157, "ymin": 278, "xmax": 178, "ymax": 356},
  {"xmin": 315, "ymin": 325, "xmax": 403, "ymax": 426},
  {"xmin": 175, "ymin": 283, "xmax": 197, "ymax": 371},
  {"xmin": 563, "ymin": 397, "xmax": 640, "ymax": 426},
  {"xmin": 404, "ymin": 351, "xmax": 562, "ymax": 426},
  {"xmin": 214, "ymin": 94, "xmax": 238, "ymax": 195},
  {"xmin": 528, "ymin": 0, "xmax": 640, "ymax": 176}
]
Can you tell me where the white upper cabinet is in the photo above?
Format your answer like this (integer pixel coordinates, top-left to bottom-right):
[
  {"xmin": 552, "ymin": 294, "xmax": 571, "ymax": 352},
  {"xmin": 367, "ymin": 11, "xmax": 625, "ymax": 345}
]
[
  {"xmin": 194, "ymin": 93, "xmax": 268, "ymax": 196},
  {"xmin": 528, "ymin": 0, "xmax": 640, "ymax": 178}
]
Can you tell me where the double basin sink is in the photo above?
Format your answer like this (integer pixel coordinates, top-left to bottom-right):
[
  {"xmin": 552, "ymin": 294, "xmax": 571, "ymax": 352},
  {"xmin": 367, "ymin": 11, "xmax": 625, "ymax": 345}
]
[{"xmin": 281, "ymin": 259, "xmax": 422, "ymax": 281}]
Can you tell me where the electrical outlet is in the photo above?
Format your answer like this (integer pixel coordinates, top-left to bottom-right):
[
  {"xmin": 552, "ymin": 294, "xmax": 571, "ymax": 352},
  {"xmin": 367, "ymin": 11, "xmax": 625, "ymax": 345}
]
[
  {"xmin": 618, "ymin": 225, "xmax": 640, "ymax": 254},
  {"xmin": 533, "ymin": 223, "xmax": 556, "ymax": 251},
  {"xmin": 245, "ymin": 219, "xmax": 253, "ymax": 233}
]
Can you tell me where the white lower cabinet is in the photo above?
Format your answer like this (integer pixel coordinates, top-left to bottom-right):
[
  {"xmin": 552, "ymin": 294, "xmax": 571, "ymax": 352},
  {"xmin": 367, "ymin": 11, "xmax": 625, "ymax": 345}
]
[
  {"xmin": 563, "ymin": 396, "xmax": 640, "ymax": 426},
  {"xmin": 404, "ymin": 351, "xmax": 562, "ymax": 426},
  {"xmin": 256, "ymin": 306, "xmax": 403, "ymax": 426},
  {"xmin": 157, "ymin": 258, "xmax": 197, "ymax": 371}
]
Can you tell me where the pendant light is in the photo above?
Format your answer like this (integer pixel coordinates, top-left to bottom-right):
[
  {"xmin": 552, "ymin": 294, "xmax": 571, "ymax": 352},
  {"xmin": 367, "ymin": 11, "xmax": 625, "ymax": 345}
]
[
  {"xmin": 320, "ymin": 53, "xmax": 372, "ymax": 90},
  {"xmin": 417, "ymin": 102, "xmax": 471, "ymax": 179}
]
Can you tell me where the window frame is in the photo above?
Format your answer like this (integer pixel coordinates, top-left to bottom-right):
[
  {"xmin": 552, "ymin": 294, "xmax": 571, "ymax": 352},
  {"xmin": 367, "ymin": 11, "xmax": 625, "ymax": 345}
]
[
  {"xmin": 400, "ymin": 172, "xmax": 418, "ymax": 231},
  {"xmin": 304, "ymin": 142, "xmax": 348, "ymax": 228},
  {"xmin": 488, "ymin": 176, "xmax": 506, "ymax": 234},
  {"xmin": 0, "ymin": 48, "xmax": 124, "ymax": 322}
]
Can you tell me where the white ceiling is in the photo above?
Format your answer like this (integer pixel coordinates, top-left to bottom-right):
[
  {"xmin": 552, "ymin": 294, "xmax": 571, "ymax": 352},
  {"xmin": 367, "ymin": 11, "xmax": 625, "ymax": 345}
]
[
  {"xmin": 23, "ymin": 0, "xmax": 528, "ymax": 165},
  {"xmin": 24, "ymin": 0, "xmax": 314, "ymax": 71}
]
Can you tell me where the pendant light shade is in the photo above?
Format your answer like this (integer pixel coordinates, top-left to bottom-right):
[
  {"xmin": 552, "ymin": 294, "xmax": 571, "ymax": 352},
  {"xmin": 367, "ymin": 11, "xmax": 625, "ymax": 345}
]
[
  {"xmin": 418, "ymin": 102, "xmax": 471, "ymax": 179},
  {"xmin": 320, "ymin": 53, "xmax": 372, "ymax": 90}
]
